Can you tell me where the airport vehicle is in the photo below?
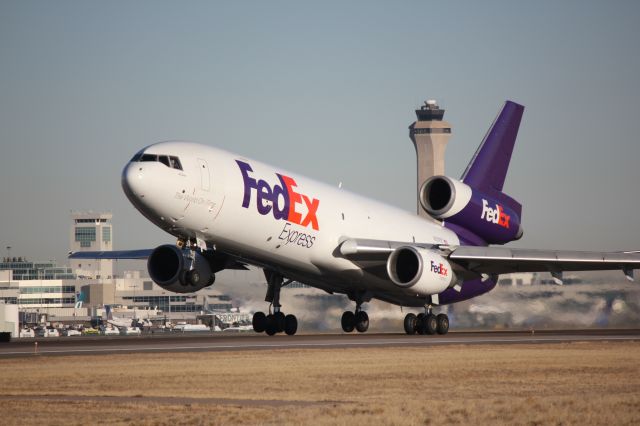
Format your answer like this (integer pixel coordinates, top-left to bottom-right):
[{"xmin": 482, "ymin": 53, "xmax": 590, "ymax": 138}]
[
  {"xmin": 19, "ymin": 328, "xmax": 35, "ymax": 338},
  {"xmin": 36, "ymin": 327, "xmax": 59, "ymax": 338},
  {"xmin": 100, "ymin": 325, "xmax": 120, "ymax": 336},
  {"xmin": 222, "ymin": 325, "xmax": 254, "ymax": 333},
  {"xmin": 119, "ymin": 326, "xmax": 142, "ymax": 336},
  {"xmin": 172, "ymin": 323, "xmax": 211, "ymax": 332},
  {"xmin": 62, "ymin": 329, "xmax": 82, "ymax": 337},
  {"xmin": 70, "ymin": 100, "xmax": 640, "ymax": 336}
]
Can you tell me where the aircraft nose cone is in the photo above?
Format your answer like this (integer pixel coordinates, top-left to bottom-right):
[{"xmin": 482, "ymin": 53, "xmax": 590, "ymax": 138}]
[{"xmin": 121, "ymin": 161, "xmax": 145, "ymax": 202}]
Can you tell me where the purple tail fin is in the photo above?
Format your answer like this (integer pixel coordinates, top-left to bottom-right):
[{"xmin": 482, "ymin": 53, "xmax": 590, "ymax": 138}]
[
  {"xmin": 439, "ymin": 100, "xmax": 525, "ymax": 246},
  {"xmin": 461, "ymin": 101, "xmax": 524, "ymax": 193}
]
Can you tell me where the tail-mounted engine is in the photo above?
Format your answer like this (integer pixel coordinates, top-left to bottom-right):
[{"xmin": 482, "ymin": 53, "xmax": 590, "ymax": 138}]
[
  {"xmin": 420, "ymin": 176, "xmax": 523, "ymax": 245},
  {"xmin": 386, "ymin": 246, "xmax": 457, "ymax": 297},
  {"xmin": 147, "ymin": 245, "xmax": 215, "ymax": 293}
]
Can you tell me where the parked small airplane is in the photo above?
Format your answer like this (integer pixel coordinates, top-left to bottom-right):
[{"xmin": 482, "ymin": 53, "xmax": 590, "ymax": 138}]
[
  {"xmin": 71, "ymin": 100, "xmax": 640, "ymax": 336},
  {"xmin": 103, "ymin": 305, "xmax": 149, "ymax": 332}
]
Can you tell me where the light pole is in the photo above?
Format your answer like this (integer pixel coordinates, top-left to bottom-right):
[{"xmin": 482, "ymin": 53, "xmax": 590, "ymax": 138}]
[{"xmin": 6, "ymin": 246, "xmax": 11, "ymax": 303}]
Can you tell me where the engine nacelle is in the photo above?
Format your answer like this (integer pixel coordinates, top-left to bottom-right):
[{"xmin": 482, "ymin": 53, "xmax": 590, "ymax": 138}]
[
  {"xmin": 147, "ymin": 245, "xmax": 214, "ymax": 293},
  {"xmin": 420, "ymin": 175, "xmax": 523, "ymax": 245},
  {"xmin": 386, "ymin": 246, "xmax": 456, "ymax": 297}
]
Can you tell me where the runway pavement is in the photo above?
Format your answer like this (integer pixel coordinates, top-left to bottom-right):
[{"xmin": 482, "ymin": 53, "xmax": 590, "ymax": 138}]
[{"xmin": 1, "ymin": 329, "xmax": 638, "ymax": 358}]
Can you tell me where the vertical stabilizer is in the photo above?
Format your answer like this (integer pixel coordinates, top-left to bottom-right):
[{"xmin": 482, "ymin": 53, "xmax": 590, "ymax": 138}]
[{"xmin": 461, "ymin": 101, "xmax": 524, "ymax": 193}]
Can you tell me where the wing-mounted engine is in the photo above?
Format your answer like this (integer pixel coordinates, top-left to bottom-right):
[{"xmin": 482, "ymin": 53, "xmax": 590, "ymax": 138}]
[
  {"xmin": 420, "ymin": 175, "xmax": 523, "ymax": 245},
  {"xmin": 147, "ymin": 245, "xmax": 216, "ymax": 293},
  {"xmin": 386, "ymin": 246, "xmax": 458, "ymax": 297}
]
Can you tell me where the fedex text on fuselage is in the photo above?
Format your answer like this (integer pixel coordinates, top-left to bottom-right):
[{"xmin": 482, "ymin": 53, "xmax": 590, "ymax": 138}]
[{"xmin": 236, "ymin": 160, "xmax": 320, "ymax": 231}]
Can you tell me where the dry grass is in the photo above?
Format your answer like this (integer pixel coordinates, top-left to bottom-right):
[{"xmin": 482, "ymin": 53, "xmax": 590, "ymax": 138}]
[{"xmin": 1, "ymin": 342, "xmax": 639, "ymax": 425}]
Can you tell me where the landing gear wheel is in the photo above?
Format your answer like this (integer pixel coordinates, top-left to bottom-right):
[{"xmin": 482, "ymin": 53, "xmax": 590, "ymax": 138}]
[
  {"xmin": 425, "ymin": 314, "xmax": 438, "ymax": 335},
  {"xmin": 416, "ymin": 313, "xmax": 426, "ymax": 335},
  {"xmin": 252, "ymin": 311, "xmax": 267, "ymax": 333},
  {"xmin": 404, "ymin": 313, "xmax": 417, "ymax": 335},
  {"xmin": 341, "ymin": 311, "xmax": 355, "ymax": 333},
  {"xmin": 265, "ymin": 314, "xmax": 277, "ymax": 336},
  {"xmin": 274, "ymin": 311, "xmax": 286, "ymax": 333},
  {"xmin": 436, "ymin": 314, "xmax": 449, "ymax": 335},
  {"xmin": 355, "ymin": 311, "xmax": 369, "ymax": 333},
  {"xmin": 284, "ymin": 314, "xmax": 298, "ymax": 336}
]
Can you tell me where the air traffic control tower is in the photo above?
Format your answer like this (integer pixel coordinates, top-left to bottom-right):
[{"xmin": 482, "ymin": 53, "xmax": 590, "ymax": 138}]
[
  {"xmin": 408, "ymin": 100, "xmax": 452, "ymax": 218},
  {"xmin": 70, "ymin": 211, "xmax": 113, "ymax": 280}
]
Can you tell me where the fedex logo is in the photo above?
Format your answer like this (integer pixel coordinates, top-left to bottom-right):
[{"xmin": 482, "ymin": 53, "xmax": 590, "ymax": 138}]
[
  {"xmin": 430, "ymin": 261, "xmax": 448, "ymax": 277},
  {"xmin": 481, "ymin": 199, "xmax": 510, "ymax": 229},
  {"xmin": 236, "ymin": 160, "xmax": 320, "ymax": 231}
]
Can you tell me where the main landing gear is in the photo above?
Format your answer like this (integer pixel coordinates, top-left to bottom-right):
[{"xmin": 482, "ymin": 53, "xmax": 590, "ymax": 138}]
[
  {"xmin": 341, "ymin": 293, "xmax": 371, "ymax": 333},
  {"xmin": 252, "ymin": 270, "xmax": 298, "ymax": 336},
  {"xmin": 341, "ymin": 309, "xmax": 369, "ymax": 333},
  {"xmin": 403, "ymin": 306, "xmax": 449, "ymax": 335}
]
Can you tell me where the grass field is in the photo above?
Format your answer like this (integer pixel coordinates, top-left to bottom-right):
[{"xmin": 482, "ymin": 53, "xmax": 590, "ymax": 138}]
[{"xmin": 1, "ymin": 341, "xmax": 639, "ymax": 425}]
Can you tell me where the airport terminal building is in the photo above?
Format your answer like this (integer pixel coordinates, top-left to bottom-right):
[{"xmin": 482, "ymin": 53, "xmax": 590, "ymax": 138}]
[{"xmin": 0, "ymin": 212, "xmax": 238, "ymax": 330}]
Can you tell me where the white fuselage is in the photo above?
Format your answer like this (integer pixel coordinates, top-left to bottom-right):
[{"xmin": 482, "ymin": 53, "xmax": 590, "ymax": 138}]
[{"xmin": 122, "ymin": 142, "xmax": 459, "ymax": 306}]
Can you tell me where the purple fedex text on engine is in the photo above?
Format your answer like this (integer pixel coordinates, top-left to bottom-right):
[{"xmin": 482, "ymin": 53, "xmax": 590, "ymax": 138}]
[{"xmin": 431, "ymin": 261, "xmax": 448, "ymax": 276}]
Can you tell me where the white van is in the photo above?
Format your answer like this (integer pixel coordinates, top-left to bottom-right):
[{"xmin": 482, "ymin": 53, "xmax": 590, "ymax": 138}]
[
  {"xmin": 19, "ymin": 328, "xmax": 35, "ymax": 338},
  {"xmin": 36, "ymin": 328, "xmax": 60, "ymax": 337}
]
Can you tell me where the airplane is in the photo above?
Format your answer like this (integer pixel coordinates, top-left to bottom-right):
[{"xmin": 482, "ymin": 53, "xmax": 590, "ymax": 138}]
[
  {"xmin": 70, "ymin": 100, "xmax": 640, "ymax": 336},
  {"xmin": 103, "ymin": 305, "xmax": 150, "ymax": 332}
]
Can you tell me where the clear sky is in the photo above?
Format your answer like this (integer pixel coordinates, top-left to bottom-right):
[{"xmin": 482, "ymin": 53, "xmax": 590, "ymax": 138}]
[{"xmin": 1, "ymin": 1, "xmax": 639, "ymax": 263}]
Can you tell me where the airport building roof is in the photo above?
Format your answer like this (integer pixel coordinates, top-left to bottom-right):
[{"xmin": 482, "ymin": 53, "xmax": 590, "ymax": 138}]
[{"xmin": 0, "ymin": 257, "xmax": 75, "ymax": 280}]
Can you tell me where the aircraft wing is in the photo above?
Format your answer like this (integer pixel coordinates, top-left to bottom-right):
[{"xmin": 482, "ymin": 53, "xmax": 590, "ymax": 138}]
[
  {"xmin": 69, "ymin": 249, "xmax": 153, "ymax": 259},
  {"xmin": 339, "ymin": 238, "xmax": 640, "ymax": 281},
  {"xmin": 447, "ymin": 246, "xmax": 640, "ymax": 276},
  {"xmin": 69, "ymin": 248, "xmax": 249, "ymax": 270}
]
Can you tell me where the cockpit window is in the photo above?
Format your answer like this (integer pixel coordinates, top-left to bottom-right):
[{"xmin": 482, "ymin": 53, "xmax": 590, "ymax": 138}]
[
  {"xmin": 133, "ymin": 152, "xmax": 183, "ymax": 170},
  {"xmin": 169, "ymin": 156, "xmax": 183, "ymax": 170}
]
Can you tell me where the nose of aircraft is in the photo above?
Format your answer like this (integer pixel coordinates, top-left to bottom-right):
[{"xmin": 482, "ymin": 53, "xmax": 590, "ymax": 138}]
[{"xmin": 121, "ymin": 161, "xmax": 146, "ymax": 202}]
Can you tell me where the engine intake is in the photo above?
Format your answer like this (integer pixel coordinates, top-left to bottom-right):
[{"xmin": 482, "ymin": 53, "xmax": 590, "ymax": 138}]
[
  {"xmin": 386, "ymin": 246, "xmax": 456, "ymax": 297},
  {"xmin": 420, "ymin": 175, "xmax": 523, "ymax": 245},
  {"xmin": 147, "ymin": 245, "xmax": 214, "ymax": 293},
  {"xmin": 420, "ymin": 176, "xmax": 472, "ymax": 218}
]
